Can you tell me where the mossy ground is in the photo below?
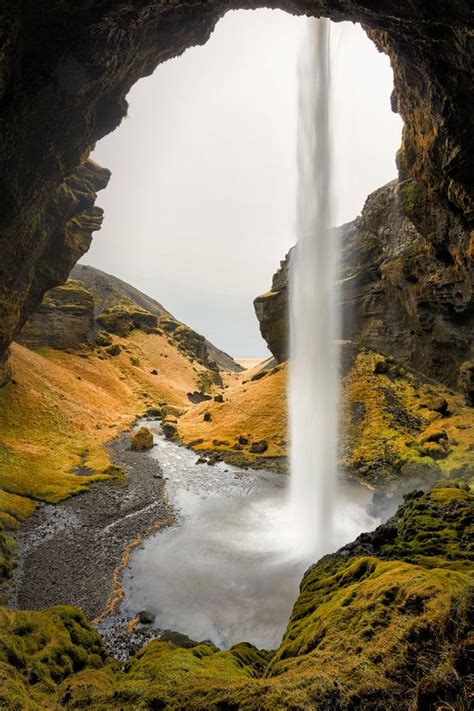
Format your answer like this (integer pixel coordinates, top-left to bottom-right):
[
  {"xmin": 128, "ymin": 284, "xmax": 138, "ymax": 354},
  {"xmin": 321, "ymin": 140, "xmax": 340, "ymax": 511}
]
[
  {"xmin": 342, "ymin": 348, "xmax": 474, "ymax": 487},
  {"xmin": 0, "ymin": 488, "xmax": 471, "ymax": 709},
  {"xmin": 179, "ymin": 347, "xmax": 474, "ymax": 486}
]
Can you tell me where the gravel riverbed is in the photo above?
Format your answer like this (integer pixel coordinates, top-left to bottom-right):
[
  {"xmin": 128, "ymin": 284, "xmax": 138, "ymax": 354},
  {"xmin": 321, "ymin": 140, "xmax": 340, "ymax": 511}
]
[{"xmin": 8, "ymin": 430, "xmax": 171, "ymax": 621}]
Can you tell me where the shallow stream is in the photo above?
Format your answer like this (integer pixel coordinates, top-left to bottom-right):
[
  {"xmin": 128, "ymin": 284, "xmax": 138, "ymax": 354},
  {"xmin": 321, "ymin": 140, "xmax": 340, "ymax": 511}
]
[{"xmin": 117, "ymin": 421, "xmax": 380, "ymax": 649}]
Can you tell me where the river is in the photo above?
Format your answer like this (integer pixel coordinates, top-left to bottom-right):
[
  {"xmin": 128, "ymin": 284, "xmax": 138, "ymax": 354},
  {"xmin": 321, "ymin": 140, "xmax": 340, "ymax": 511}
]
[{"xmin": 116, "ymin": 421, "xmax": 379, "ymax": 649}]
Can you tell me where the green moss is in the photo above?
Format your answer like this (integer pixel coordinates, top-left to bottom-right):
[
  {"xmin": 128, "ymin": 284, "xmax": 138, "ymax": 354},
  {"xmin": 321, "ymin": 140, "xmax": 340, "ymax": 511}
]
[
  {"xmin": 97, "ymin": 304, "xmax": 157, "ymax": 337},
  {"xmin": 0, "ymin": 490, "xmax": 471, "ymax": 708},
  {"xmin": 342, "ymin": 348, "xmax": 474, "ymax": 487},
  {"xmin": 0, "ymin": 606, "xmax": 109, "ymax": 707},
  {"xmin": 398, "ymin": 179, "xmax": 426, "ymax": 216}
]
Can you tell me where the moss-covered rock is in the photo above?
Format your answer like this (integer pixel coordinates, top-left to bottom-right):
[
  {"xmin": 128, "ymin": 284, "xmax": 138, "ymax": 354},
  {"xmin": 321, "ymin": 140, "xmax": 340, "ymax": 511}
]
[
  {"xmin": 97, "ymin": 305, "xmax": 157, "ymax": 337},
  {"xmin": 0, "ymin": 605, "xmax": 109, "ymax": 708},
  {"xmin": 341, "ymin": 345, "xmax": 474, "ymax": 487},
  {"xmin": 95, "ymin": 331, "xmax": 112, "ymax": 347},
  {"xmin": 130, "ymin": 428, "xmax": 154, "ymax": 452}
]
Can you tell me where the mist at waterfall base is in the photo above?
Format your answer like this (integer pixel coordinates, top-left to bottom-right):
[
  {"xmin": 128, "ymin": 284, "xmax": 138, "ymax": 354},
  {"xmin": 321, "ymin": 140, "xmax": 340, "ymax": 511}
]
[
  {"xmin": 121, "ymin": 428, "xmax": 377, "ymax": 650},
  {"xmin": 121, "ymin": 19, "xmax": 379, "ymax": 650}
]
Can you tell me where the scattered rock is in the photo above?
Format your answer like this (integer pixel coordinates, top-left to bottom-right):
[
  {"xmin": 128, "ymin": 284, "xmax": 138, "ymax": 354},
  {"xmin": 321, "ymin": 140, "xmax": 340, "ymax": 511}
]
[
  {"xmin": 203, "ymin": 412, "xmax": 212, "ymax": 422},
  {"xmin": 421, "ymin": 430, "xmax": 448, "ymax": 444},
  {"xmin": 106, "ymin": 344, "xmax": 121, "ymax": 356},
  {"xmin": 249, "ymin": 440, "xmax": 268, "ymax": 454},
  {"xmin": 162, "ymin": 405, "xmax": 183, "ymax": 418},
  {"xmin": 96, "ymin": 330, "xmax": 113, "ymax": 347},
  {"xmin": 150, "ymin": 369, "xmax": 158, "ymax": 375},
  {"xmin": 213, "ymin": 394, "xmax": 224, "ymax": 403},
  {"xmin": 187, "ymin": 391, "xmax": 212, "ymax": 404},
  {"xmin": 162, "ymin": 418, "xmax": 178, "ymax": 440},
  {"xmin": 212, "ymin": 439, "xmax": 229, "ymax": 447},
  {"xmin": 373, "ymin": 358, "xmax": 391, "ymax": 375},
  {"xmin": 238, "ymin": 435, "xmax": 249, "ymax": 445},
  {"xmin": 424, "ymin": 397, "xmax": 449, "ymax": 416},
  {"xmin": 419, "ymin": 442, "xmax": 450, "ymax": 459},
  {"xmin": 131, "ymin": 427, "xmax": 154, "ymax": 451},
  {"xmin": 188, "ymin": 438, "xmax": 205, "ymax": 447},
  {"xmin": 145, "ymin": 407, "xmax": 162, "ymax": 419},
  {"xmin": 137, "ymin": 610, "xmax": 155, "ymax": 624},
  {"xmin": 130, "ymin": 356, "xmax": 140, "ymax": 366}
]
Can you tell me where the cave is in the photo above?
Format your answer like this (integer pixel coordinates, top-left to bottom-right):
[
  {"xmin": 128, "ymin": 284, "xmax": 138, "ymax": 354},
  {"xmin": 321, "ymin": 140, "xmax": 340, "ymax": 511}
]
[
  {"xmin": 0, "ymin": 5, "xmax": 473, "ymax": 708},
  {"xmin": 0, "ymin": 1, "xmax": 472, "ymax": 387}
]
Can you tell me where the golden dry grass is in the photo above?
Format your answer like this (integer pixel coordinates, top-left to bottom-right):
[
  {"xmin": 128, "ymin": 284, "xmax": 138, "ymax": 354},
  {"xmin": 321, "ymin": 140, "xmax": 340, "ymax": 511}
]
[
  {"xmin": 0, "ymin": 333, "xmax": 208, "ymax": 510},
  {"xmin": 178, "ymin": 363, "xmax": 287, "ymax": 463}
]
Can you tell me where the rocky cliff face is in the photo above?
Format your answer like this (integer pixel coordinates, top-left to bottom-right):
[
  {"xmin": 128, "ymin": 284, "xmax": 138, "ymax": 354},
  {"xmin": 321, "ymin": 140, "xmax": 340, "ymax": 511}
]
[
  {"xmin": 0, "ymin": 1, "xmax": 472, "ymax": 384},
  {"xmin": 255, "ymin": 180, "xmax": 474, "ymax": 390},
  {"xmin": 0, "ymin": 160, "xmax": 109, "ymax": 384}
]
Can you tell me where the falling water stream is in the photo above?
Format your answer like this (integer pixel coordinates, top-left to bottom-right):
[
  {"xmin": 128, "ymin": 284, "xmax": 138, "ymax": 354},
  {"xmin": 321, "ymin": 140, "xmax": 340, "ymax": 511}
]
[
  {"xmin": 289, "ymin": 18, "xmax": 338, "ymax": 556},
  {"xmin": 116, "ymin": 18, "xmax": 381, "ymax": 650}
]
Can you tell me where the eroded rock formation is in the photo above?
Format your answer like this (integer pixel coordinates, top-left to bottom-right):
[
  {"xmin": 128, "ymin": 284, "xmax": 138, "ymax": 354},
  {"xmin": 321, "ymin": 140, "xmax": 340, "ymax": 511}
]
[
  {"xmin": 0, "ymin": 1, "xmax": 472, "ymax": 383},
  {"xmin": 255, "ymin": 180, "xmax": 474, "ymax": 389},
  {"xmin": 0, "ymin": 159, "xmax": 109, "ymax": 384},
  {"xmin": 17, "ymin": 280, "xmax": 94, "ymax": 351}
]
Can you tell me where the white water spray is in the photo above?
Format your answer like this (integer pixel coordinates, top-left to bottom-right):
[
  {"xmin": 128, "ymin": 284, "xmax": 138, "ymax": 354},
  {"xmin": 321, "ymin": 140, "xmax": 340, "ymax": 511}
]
[{"xmin": 289, "ymin": 18, "xmax": 339, "ymax": 557}]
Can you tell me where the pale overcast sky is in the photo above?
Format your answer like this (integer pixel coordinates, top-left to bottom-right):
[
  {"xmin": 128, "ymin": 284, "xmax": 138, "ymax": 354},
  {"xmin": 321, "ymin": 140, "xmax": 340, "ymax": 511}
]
[{"xmin": 84, "ymin": 9, "xmax": 402, "ymax": 358}]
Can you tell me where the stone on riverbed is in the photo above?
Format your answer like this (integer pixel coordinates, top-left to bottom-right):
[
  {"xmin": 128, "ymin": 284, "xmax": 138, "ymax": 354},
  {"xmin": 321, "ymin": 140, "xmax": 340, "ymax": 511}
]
[
  {"xmin": 137, "ymin": 609, "xmax": 155, "ymax": 624},
  {"xmin": 131, "ymin": 427, "xmax": 154, "ymax": 451}
]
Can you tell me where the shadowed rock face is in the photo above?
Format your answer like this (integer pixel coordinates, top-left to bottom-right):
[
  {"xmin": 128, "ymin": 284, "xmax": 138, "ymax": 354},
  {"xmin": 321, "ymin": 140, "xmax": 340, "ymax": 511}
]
[
  {"xmin": 255, "ymin": 180, "xmax": 474, "ymax": 389},
  {"xmin": 0, "ymin": 159, "xmax": 110, "ymax": 384},
  {"xmin": 0, "ymin": 2, "xmax": 472, "ymax": 383}
]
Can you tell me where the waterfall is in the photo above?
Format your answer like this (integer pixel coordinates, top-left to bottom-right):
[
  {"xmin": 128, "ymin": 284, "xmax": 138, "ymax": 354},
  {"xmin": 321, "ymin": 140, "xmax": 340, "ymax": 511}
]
[{"xmin": 289, "ymin": 18, "xmax": 339, "ymax": 557}]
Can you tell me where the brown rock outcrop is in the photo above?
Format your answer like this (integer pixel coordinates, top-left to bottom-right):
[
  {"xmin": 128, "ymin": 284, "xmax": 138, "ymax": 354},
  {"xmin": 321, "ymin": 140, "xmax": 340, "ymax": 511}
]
[
  {"xmin": 17, "ymin": 281, "xmax": 94, "ymax": 351},
  {"xmin": 255, "ymin": 181, "xmax": 473, "ymax": 389},
  {"xmin": 0, "ymin": 2, "xmax": 472, "ymax": 383}
]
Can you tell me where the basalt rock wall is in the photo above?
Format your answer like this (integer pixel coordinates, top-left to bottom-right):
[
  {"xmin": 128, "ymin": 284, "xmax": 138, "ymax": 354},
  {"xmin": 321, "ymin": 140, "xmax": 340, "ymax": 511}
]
[
  {"xmin": 0, "ymin": 159, "xmax": 109, "ymax": 384},
  {"xmin": 255, "ymin": 180, "xmax": 474, "ymax": 389},
  {"xmin": 0, "ymin": 1, "xmax": 472, "ymax": 384}
]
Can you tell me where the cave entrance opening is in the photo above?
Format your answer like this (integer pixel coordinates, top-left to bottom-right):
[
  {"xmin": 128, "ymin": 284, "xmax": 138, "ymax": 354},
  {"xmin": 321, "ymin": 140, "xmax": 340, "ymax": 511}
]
[
  {"xmin": 79, "ymin": 9, "xmax": 402, "ymax": 649},
  {"xmin": 84, "ymin": 8, "xmax": 402, "ymax": 362}
]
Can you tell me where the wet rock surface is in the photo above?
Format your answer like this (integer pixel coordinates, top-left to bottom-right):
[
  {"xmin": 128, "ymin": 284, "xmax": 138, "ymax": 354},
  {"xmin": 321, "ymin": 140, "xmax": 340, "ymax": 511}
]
[{"xmin": 8, "ymin": 433, "xmax": 171, "ymax": 620}]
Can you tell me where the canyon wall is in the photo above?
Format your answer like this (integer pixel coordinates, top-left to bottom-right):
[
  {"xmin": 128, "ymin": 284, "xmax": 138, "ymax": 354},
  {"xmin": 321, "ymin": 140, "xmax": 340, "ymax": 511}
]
[
  {"xmin": 0, "ymin": 1, "xmax": 472, "ymax": 384},
  {"xmin": 255, "ymin": 179, "xmax": 474, "ymax": 390}
]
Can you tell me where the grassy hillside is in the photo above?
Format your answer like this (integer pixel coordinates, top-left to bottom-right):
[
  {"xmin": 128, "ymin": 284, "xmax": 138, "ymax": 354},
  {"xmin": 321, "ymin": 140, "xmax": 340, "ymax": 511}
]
[{"xmin": 0, "ymin": 330, "xmax": 220, "ymax": 588}]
